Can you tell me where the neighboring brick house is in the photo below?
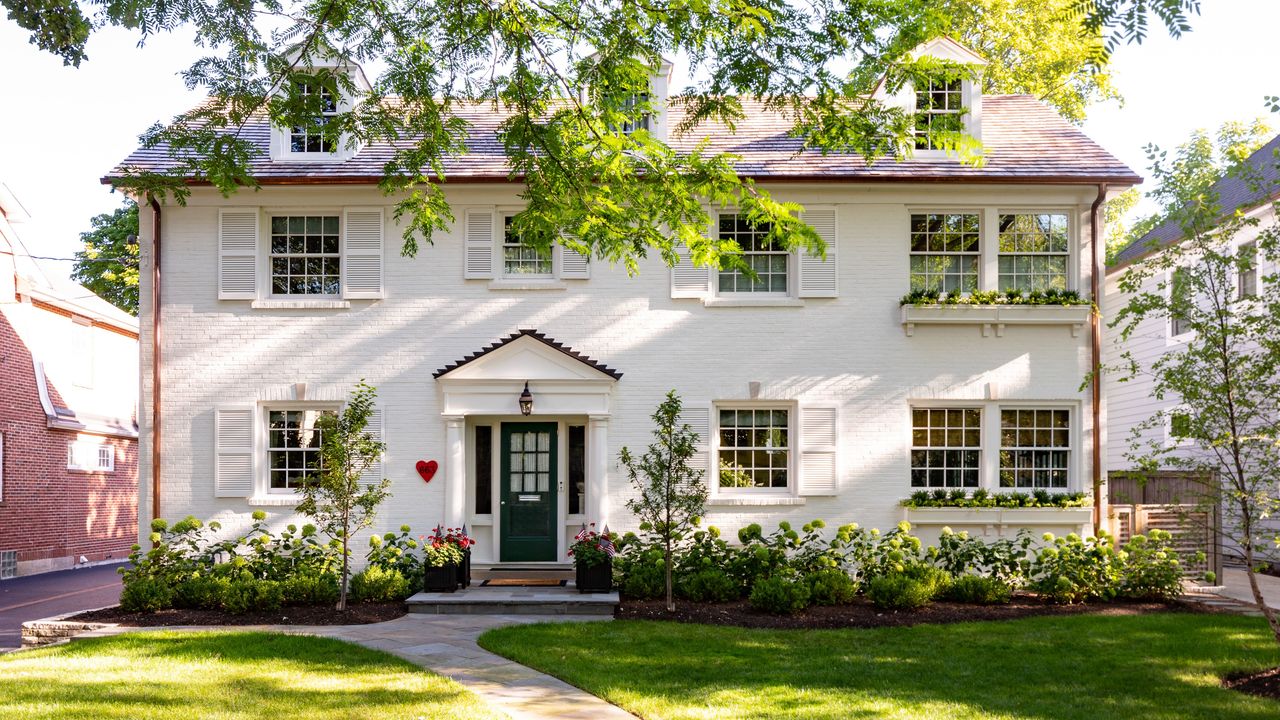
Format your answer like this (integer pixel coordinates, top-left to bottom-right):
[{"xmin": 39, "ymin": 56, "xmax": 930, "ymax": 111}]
[
  {"xmin": 112, "ymin": 39, "xmax": 1140, "ymax": 567},
  {"xmin": 0, "ymin": 183, "xmax": 139, "ymax": 577}
]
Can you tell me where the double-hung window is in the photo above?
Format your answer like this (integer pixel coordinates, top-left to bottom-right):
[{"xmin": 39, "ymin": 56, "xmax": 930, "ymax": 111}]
[
  {"xmin": 909, "ymin": 212, "xmax": 979, "ymax": 295},
  {"xmin": 1170, "ymin": 267, "xmax": 1192, "ymax": 337},
  {"xmin": 267, "ymin": 409, "xmax": 331, "ymax": 492},
  {"xmin": 914, "ymin": 78, "xmax": 964, "ymax": 151},
  {"xmin": 999, "ymin": 409, "xmax": 1070, "ymax": 489},
  {"xmin": 620, "ymin": 93, "xmax": 651, "ymax": 134},
  {"xmin": 270, "ymin": 215, "xmax": 341, "ymax": 296},
  {"xmin": 717, "ymin": 214, "xmax": 788, "ymax": 294},
  {"xmin": 290, "ymin": 81, "xmax": 339, "ymax": 154},
  {"xmin": 998, "ymin": 213, "xmax": 1069, "ymax": 292},
  {"xmin": 1238, "ymin": 241, "xmax": 1258, "ymax": 299},
  {"xmin": 502, "ymin": 216, "xmax": 553, "ymax": 277},
  {"xmin": 717, "ymin": 407, "xmax": 791, "ymax": 490},
  {"xmin": 910, "ymin": 408, "xmax": 981, "ymax": 488}
]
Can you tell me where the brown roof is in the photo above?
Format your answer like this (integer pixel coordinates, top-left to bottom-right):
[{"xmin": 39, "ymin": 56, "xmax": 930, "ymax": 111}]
[
  {"xmin": 432, "ymin": 329, "xmax": 623, "ymax": 380},
  {"xmin": 106, "ymin": 96, "xmax": 1139, "ymax": 185}
]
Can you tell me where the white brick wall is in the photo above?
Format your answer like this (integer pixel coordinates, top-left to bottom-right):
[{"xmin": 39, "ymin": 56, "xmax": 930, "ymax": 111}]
[{"xmin": 138, "ymin": 183, "xmax": 1103, "ymax": 558}]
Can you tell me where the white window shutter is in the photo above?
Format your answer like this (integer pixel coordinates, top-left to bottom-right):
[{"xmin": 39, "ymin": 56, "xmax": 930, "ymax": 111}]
[
  {"xmin": 464, "ymin": 209, "xmax": 495, "ymax": 279},
  {"xmin": 671, "ymin": 246, "xmax": 712, "ymax": 298},
  {"xmin": 559, "ymin": 239, "xmax": 591, "ymax": 279},
  {"xmin": 218, "ymin": 208, "xmax": 259, "ymax": 300},
  {"xmin": 798, "ymin": 207, "xmax": 838, "ymax": 298},
  {"xmin": 798, "ymin": 406, "xmax": 838, "ymax": 496},
  {"xmin": 360, "ymin": 407, "xmax": 385, "ymax": 487},
  {"xmin": 680, "ymin": 405, "xmax": 713, "ymax": 482},
  {"xmin": 214, "ymin": 407, "xmax": 255, "ymax": 497},
  {"xmin": 343, "ymin": 207, "xmax": 384, "ymax": 299}
]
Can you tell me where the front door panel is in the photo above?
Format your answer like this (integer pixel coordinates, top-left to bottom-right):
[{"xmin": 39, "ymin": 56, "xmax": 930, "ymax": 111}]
[{"xmin": 500, "ymin": 423, "xmax": 557, "ymax": 562}]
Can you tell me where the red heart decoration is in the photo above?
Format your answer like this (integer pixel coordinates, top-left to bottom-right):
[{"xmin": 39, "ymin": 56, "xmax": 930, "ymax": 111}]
[{"xmin": 416, "ymin": 460, "xmax": 438, "ymax": 483}]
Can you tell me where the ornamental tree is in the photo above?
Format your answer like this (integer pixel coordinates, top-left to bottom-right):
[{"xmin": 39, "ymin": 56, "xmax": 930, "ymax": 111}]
[
  {"xmin": 1108, "ymin": 121, "xmax": 1280, "ymax": 645},
  {"xmin": 296, "ymin": 381, "xmax": 390, "ymax": 611},
  {"xmin": 621, "ymin": 390, "xmax": 708, "ymax": 612},
  {"xmin": 72, "ymin": 201, "xmax": 140, "ymax": 315}
]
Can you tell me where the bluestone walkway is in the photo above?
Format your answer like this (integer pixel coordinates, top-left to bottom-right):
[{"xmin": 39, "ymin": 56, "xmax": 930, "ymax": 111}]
[{"xmin": 78, "ymin": 613, "xmax": 635, "ymax": 720}]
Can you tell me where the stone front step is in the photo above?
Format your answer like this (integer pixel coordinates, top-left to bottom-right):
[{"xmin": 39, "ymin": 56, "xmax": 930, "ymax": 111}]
[{"xmin": 407, "ymin": 585, "xmax": 618, "ymax": 615}]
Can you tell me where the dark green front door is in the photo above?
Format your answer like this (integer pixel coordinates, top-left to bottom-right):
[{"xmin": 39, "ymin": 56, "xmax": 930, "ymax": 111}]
[{"xmin": 500, "ymin": 423, "xmax": 558, "ymax": 562}]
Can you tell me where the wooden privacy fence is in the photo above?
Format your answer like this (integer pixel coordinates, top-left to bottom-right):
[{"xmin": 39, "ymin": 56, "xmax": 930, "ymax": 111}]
[{"xmin": 1107, "ymin": 472, "xmax": 1223, "ymax": 581}]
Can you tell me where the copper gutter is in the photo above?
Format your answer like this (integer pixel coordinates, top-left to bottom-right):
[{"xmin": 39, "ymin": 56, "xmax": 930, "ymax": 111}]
[
  {"xmin": 1090, "ymin": 183, "xmax": 1107, "ymax": 535},
  {"xmin": 149, "ymin": 197, "xmax": 162, "ymax": 523}
]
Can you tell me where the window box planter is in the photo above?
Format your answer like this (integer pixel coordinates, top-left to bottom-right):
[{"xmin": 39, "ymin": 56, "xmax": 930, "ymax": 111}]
[
  {"xmin": 455, "ymin": 549, "xmax": 472, "ymax": 589},
  {"xmin": 423, "ymin": 563, "xmax": 460, "ymax": 593},
  {"xmin": 575, "ymin": 557, "xmax": 613, "ymax": 593},
  {"xmin": 901, "ymin": 304, "xmax": 1091, "ymax": 337},
  {"xmin": 904, "ymin": 506, "xmax": 1094, "ymax": 527}
]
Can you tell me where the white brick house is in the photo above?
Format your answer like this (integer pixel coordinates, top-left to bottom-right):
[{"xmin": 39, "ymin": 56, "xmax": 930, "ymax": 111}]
[{"xmin": 114, "ymin": 40, "xmax": 1139, "ymax": 565}]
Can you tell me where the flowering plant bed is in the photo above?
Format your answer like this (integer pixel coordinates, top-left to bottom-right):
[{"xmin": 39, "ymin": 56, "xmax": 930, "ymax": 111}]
[
  {"xmin": 69, "ymin": 601, "xmax": 406, "ymax": 627},
  {"xmin": 617, "ymin": 596, "xmax": 1183, "ymax": 630}
]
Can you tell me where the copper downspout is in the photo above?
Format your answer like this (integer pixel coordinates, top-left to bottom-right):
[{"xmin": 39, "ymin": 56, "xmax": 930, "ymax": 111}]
[
  {"xmin": 1090, "ymin": 184, "xmax": 1108, "ymax": 535},
  {"xmin": 149, "ymin": 197, "xmax": 162, "ymax": 522}
]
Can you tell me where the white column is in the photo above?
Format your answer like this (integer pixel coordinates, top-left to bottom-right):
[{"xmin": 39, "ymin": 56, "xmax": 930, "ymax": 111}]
[
  {"xmin": 444, "ymin": 415, "xmax": 466, "ymax": 528},
  {"xmin": 588, "ymin": 415, "xmax": 610, "ymax": 527}
]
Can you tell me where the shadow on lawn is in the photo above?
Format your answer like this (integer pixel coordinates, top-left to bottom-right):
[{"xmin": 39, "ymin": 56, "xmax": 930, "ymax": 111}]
[{"xmin": 480, "ymin": 612, "xmax": 1280, "ymax": 720}]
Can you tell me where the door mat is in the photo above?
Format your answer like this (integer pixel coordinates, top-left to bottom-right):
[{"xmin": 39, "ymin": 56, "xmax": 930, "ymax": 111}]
[{"xmin": 480, "ymin": 578, "xmax": 567, "ymax": 587}]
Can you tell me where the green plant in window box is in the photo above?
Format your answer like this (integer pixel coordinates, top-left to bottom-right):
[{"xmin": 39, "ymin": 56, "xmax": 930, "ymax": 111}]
[
  {"xmin": 899, "ymin": 288, "xmax": 1089, "ymax": 307},
  {"xmin": 901, "ymin": 490, "xmax": 1088, "ymax": 509}
]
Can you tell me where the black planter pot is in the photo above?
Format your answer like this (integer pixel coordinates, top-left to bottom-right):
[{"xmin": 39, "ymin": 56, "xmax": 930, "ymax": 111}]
[
  {"xmin": 575, "ymin": 558, "xmax": 612, "ymax": 593},
  {"xmin": 424, "ymin": 562, "xmax": 459, "ymax": 593},
  {"xmin": 456, "ymin": 549, "xmax": 471, "ymax": 589}
]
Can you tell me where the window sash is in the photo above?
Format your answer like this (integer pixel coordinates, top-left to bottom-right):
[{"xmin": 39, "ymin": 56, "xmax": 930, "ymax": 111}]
[
  {"xmin": 914, "ymin": 78, "xmax": 963, "ymax": 151},
  {"xmin": 909, "ymin": 212, "xmax": 980, "ymax": 295},
  {"xmin": 1238, "ymin": 242, "xmax": 1258, "ymax": 299},
  {"xmin": 269, "ymin": 215, "xmax": 341, "ymax": 296},
  {"xmin": 717, "ymin": 214, "xmax": 789, "ymax": 295},
  {"xmin": 910, "ymin": 407, "xmax": 981, "ymax": 488},
  {"xmin": 67, "ymin": 441, "xmax": 113, "ymax": 472},
  {"xmin": 267, "ymin": 409, "xmax": 330, "ymax": 492},
  {"xmin": 717, "ymin": 407, "xmax": 791, "ymax": 490},
  {"xmin": 290, "ymin": 83, "xmax": 339, "ymax": 153},
  {"xmin": 501, "ymin": 216, "xmax": 553, "ymax": 277},
  {"xmin": 997, "ymin": 213, "xmax": 1070, "ymax": 292},
  {"xmin": 998, "ymin": 409, "xmax": 1070, "ymax": 489}
]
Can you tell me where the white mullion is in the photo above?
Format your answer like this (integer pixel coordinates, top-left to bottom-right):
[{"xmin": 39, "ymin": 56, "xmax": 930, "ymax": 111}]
[{"xmin": 981, "ymin": 207, "xmax": 999, "ymax": 292}]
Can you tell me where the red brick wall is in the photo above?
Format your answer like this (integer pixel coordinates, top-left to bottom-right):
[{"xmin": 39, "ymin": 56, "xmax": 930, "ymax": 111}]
[{"xmin": 0, "ymin": 309, "xmax": 138, "ymax": 571}]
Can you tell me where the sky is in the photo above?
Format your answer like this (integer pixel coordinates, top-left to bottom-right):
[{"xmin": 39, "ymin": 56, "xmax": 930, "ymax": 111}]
[{"xmin": 1, "ymin": 2, "xmax": 1277, "ymax": 285}]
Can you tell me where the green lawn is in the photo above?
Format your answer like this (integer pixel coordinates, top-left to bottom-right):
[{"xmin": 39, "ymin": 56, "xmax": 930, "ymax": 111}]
[
  {"xmin": 0, "ymin": 631, "xmax": 502, "ymax": 720},
  {"xmin": 479, "ymin": 612, "xmax": 1280, "ymax": 720}
]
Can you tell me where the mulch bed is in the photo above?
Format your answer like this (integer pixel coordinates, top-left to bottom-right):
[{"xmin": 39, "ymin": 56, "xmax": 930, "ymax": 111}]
[
  {"xmin": 617, "ymin": 595, "xmax": 1185, "ymax": 630},
  {"xmin": 67, "ymin": 602, "xmax": 406, "ymax": 627},
  {"xmin": 1224, "ymin": 666, "xmax": 1280, "ymax": 701}
]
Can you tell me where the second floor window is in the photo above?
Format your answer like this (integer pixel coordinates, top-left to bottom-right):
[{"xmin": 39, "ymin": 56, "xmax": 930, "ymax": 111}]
[
  {"xmin": 717, "ymin": 214, "xmax": 788, "ymax": 294},
  {"xmin": 914, "ymin": 78, "xmax": 963, "ymax": 151},
  {"xmin": 909, "ymin": 212, "xmax": 979, "ymax": 295},
  {"xmin": 271, "ymin": 216, "xmax": 340, "ymax": 295},
  {"xmin": 502, "ymin": 216, "xmax": 553, "ymax": 277},
  {"xmin": 1238, "ymin": 241, "xmax": 1258, "ymax": 299},
  {"xmin": 998, "ymin": 213, "xmax": 1069, "ymax": 292},
  {"xmin": 621, "ymin": 93, "xmax": 651, "ymax": 134},
  {"xmin": 1170, "ymin": 267, "xmax": 1192, "ymax": 337},
  {"xmin": 290, "ymin": 82, "xmax": 339, "ymax": 154}
]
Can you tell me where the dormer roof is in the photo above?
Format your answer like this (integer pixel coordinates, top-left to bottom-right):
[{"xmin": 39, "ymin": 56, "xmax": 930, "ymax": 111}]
[{"xmin": 905, "ymin": 37, "xmax": 988, "ymax": 66}]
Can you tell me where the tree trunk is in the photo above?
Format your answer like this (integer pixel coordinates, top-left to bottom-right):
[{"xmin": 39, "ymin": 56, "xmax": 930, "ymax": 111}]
[
  {"xmin": 338, "ymin": 515, "xmax": 350, "ymax": 611},
  {"xmin": 1238, "ymin": 498, "xmax": 1280, "ymax": 644}
]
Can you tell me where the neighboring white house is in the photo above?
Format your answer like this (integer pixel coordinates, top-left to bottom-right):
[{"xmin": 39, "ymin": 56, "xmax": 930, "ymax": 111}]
[
  {"xmin": 110, "ymin": 39, "xmax": 1140, "ymax": 566},
  {"xmin": 1104, "ymin": 134, "xmax": 1280, "ymax": 558}
]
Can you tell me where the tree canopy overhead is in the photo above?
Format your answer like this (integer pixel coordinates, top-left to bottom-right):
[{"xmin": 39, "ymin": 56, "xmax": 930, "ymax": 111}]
[{"xmin": 4, "ymin": 0, "xmax": 1195, "ymax": 270}]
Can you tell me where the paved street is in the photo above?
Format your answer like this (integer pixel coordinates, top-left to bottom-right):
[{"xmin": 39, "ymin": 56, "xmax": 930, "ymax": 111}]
[{"xmin": 0, "ymin": 563, "xmax": 124, "ymax": 649}]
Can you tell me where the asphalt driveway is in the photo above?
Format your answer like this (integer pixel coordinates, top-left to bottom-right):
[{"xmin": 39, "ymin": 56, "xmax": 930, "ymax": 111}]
[{"xmin": 0, "ymin": 563, "xmax": 124, "ymax": 649}]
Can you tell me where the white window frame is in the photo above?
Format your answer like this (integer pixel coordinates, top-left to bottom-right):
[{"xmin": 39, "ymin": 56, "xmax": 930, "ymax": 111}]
[
  {"xmin": 266, "ymin": 212, "xmax": 343, "ymax": 299},
  {"xmin": 909, "ymin": 406, "xmax": 983, "ymax": 489},
  {"xmin": 261, "ymin": 403, "xmax": 340, "ymax": 496},
  {"xmin": 1166, "ymin": 266, "xmax": 1194, "ymax": 344},
  {"xmin": 289, "ymin": 81, "xmax": 340, "ymax": 155},
  {"xmin": 1236, "ymin": 240, "xmax": 1258, "ymax": 300},
  {"xmin": 913, "ymin": 77, "xmax": 965, "ymax": 152},
  {"xmin": 714, "ymin": 212, "xmax": 793, "ymax": 298},
  {"xmin": 995, "ymin": 211, "xmax": 1073, "ymax": 293},
  {"xmin": 907, "ymin": 209, "xmax": 982, "ymax": 296},
  {"xmin": 906, "ymin": 400, "xmax": 1080, "ymax": 492},
  {"xmin": 499, "ymin": 212, "xmax": 555, "ymax": 280},
  {"xmin": 67, "ymin": 440, "xmax": 114, "ymax": 473},
  {"xmin": 711, "ymin": 401, "xmax": 797, "ymax": 497}
]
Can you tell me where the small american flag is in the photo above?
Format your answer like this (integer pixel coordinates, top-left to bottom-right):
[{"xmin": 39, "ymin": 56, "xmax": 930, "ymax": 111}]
[
  {"xmin": 599, "ymin": 525, "xmax": 616, "ymax": 557},
  {"xmin": 574, "ymin": 523, "xmax": 589, "ymax": 542}
]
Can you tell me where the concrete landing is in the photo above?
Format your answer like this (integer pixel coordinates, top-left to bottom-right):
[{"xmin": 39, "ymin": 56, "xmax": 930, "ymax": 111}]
[{"xmin": 408, "ymin": 585, "xmax": 618, "ymax": 615}]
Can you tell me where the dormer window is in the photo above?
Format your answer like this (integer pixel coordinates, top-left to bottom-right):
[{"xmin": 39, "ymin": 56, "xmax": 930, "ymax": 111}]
[
  {"xmin": 290, "ymin": 81, "xmax": 339, "ymax": 154},
  {"xmin": 620, "ymin": 93, "xmax": 651, "ymax": 134},
  {"xmin": 913, "ymin": 77, "xmax": 964, "ymax": 151}
]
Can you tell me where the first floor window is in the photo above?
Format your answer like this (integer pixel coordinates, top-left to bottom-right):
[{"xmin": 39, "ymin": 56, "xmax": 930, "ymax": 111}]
[
  {"xmin": 909, "ymin": 212, "xmax": 979, "ymax": 294},
  {"xmin": 270, "ymin": 216, "xmax": 341, "ymax": 295},
  {"xmin": 718, "ymin": 408, "xmax": 790, "ymax": 489},
  {"xmin": 910, "ymin": 408, "xmax": 981, "ymax": 488},
  {"xmin": 998, "ymin": 213, "xmax": 1069, "ymax": 292},
  {"xmin": 717, "ymin": 214, "xmax": 788, "ymax": 294},
  {"xmin": 999, "ymin": 409, "xmax": 1070, "ymax": 488},
  {"xmin": 68, "ymin": 440, "xmax": 113, "ymax": 472},
  {"xmin": 502, "ymin": 216, "xmax": 553, "ymax": 276},
  {"xmin": 268, "ymin": 409, "xmax": 331, "ymax": 491}
]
